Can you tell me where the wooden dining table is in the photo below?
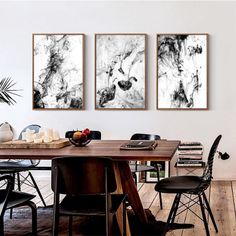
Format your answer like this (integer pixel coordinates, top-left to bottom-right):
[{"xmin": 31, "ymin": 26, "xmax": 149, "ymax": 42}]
[{"xmin": 0, "ymin": 139, "xmax": 180, "ymax": 235}]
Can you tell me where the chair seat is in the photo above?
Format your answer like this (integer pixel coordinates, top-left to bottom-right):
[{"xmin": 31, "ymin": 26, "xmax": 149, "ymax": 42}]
[
  {"xmin": 129, "ymin": 164, "xmax": 156, "ymax": 172},
  {"xmin": 0, "ymin": 161, "xmax": 51, "ymax": 171},
  {"xmin": 155, "ymin": 175, "xmax": 203, "ymax": 194},
  {"xmin": 0, "ymin": 190, "xmax": 35, "ymax": 209},
  {"xmin": 0, "ymin": 162, "xmax": 32, "ymax": 174},
  {"xmin": 27, "ymin": 166, "xmax": 51, "ymax": 170},
  {"xmin": 0, "ymin": 161, "xmax": 33, "ymax": 170},
  {"xmin": 60, "ymin": 194, "xmax": 127, "ymax": 216}
]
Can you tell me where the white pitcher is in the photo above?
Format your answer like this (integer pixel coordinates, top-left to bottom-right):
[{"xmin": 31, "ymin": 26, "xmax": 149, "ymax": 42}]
[{"xmin": 0, "ymin": 122, "xmax": 13, "ymax": 142}]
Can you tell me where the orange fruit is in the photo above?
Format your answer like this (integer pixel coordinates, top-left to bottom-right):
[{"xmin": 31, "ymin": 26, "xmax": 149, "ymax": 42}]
[{"xmin": 73, "ymin": 131, "xmax": 82, "ymax": 141}]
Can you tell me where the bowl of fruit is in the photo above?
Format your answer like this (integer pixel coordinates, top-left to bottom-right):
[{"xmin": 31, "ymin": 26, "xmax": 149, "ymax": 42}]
[{"xmin": 66, "ymin": 128, "xmax": 91, "ymax": 147}]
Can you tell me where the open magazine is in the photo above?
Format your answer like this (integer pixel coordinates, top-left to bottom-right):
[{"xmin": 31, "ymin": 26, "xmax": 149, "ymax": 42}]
[{"xmin": 120, "ymin": 140, "xmax": 157, "ymax": 150}]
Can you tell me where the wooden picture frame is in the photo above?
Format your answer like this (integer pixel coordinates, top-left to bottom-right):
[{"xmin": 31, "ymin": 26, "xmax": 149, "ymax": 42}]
[
  {"xmin": 157, "ymin": 33, "xmax": 208, "ymax": 110},
  {"xmin": 32, "ymin": 33, "xmax": 85, "ymax": 110},
  {"xmin": 95, "ymin": 33, "xmax": 147, "ymax": 110},
  {"xmin": 145, "ymin": 161, "xmax": 170, "ymax": 182}
]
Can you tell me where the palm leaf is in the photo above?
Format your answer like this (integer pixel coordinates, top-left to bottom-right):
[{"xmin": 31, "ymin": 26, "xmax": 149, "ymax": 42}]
[{"xmin": 0, "ymin": 77, "xmax": 21, "ymax": 105}]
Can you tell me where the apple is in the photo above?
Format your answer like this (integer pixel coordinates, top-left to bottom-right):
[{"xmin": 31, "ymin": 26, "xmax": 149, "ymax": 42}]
[
  {"xmin": 73, "ymin": 131, "xmax": 82, "ymax": 141},
  {"xmin": 82, "ymin": 128, "xmax": 90, "ymax": 136}
]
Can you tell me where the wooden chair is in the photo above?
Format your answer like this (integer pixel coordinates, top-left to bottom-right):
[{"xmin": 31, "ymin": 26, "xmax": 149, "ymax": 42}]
[
  {"xmin": 129, "ymin": 133, "xmax": 163, "ymax": 209},
  {"xmin": 155, "ymin": 135, "xmax": 222, "ymax": 236},
  {"xmin": 51, "ymin": 156, "xmax": 127, "ymax": 236},
  {"xmin": 0, "ymin": 175, "xmax": 37, "ymax": 235}
]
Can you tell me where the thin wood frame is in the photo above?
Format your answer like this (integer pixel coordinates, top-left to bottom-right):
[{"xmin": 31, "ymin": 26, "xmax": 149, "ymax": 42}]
[
  {"xmin": 95, "ymin": 33, "xmax": 147, "ymax": 110},
  {"xmin": 156, "ymin": 33, "xmax": 208, "ymax": 110},
  {"xmin": 32, "ymin": 33, "xmax": 85, "ymax": 110}
]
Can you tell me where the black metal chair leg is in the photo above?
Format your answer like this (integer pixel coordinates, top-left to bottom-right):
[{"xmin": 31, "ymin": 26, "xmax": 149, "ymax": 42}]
[
  {"xmin": 29, "ymin": 172, "xmax": 46, "ymax": 207},
  {"xmin": 199, "ymin": 194, "xmax": 210, "ymax": 236},
  {"xmin": 123, "ymin": 201, "xmax": 126, "ymax": 236},
  {"xmin": 16, "ymin": 172, "xmax": 21, "ymax": 191},
  {"xmin": 9, "ymin": 207, "xmax": 13, "ymax": 220},
  {"xmin": 159, "ymin": 191, "xmax": 163, "ymax": 210},
  {"xmin": 156, "ymin": 167, "xmax": 163, "ymax": 209},
  {"xmin": 52, "ymin": 205, "xmax": 59, "ymax": 236},
  {"xmin": 26, "ymin": 201, "xmax": 37, "ymax": 235},
  {"xmin": 132, "ymin": 173, "xmax": 137, "ymax": 186},
  {"xmin": 0, "ymin": 217, "xmax": 4, "ymax": 236},
  {"xmin": 69, "ymin": 216, "xmax": 73, "ymax": 236},
  {"xmin": 10, "ymin": 173, "xmax": 16, "ymax": 219},
  {"xmin": 170, "ymin": 193, "xmax": 181, "ymax": 225},
  {"xmin": 202, "ymin": 191, "xmax": 218, "ymax": 233},
  {"xmin": 162, "ymin": 193, "xmax": 181, "ymax": 236}
]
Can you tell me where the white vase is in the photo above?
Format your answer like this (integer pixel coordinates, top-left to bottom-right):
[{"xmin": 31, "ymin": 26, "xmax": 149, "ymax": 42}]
[{"xmin": 0, "ymin": 123, "xmax": 13, "ymax": 142}]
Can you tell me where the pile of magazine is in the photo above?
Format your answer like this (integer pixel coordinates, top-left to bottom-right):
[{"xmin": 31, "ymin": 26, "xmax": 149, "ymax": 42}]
[{"xmin": 176, "ymin": 142, "xmax": 204, "ymax": 167}]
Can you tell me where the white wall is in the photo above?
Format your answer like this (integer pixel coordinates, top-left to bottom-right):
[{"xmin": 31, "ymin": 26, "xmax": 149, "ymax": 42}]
[{"xmin": 0, "ymin": 1, "xmax": 235, "ymax": 180}]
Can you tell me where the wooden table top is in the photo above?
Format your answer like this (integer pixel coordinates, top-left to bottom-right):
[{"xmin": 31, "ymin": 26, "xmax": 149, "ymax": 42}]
[{"xmin": 0, "ymin": 140, "xmax": 180, "ymax": 161}]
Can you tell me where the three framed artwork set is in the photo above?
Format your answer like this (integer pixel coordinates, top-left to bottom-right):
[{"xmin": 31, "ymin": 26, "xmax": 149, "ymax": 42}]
[{"xmin": 33, "ymin": 33, "xmax": 208, "ymax": 110}]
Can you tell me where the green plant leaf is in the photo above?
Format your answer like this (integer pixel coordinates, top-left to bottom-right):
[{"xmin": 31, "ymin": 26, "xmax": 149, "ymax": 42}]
[{"xmin": 0, "ymin": 77, "xmax": 21, "ymax": 105}]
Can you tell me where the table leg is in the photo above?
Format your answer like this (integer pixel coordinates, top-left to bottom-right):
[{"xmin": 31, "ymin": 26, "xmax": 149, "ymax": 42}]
[
  {"xmin": 118, "ymin": 161, "xmax": 148, "ymax": 224},
  {"xmin": 113, "ymin": 162, "xmax": 131, "ymax": 236}
]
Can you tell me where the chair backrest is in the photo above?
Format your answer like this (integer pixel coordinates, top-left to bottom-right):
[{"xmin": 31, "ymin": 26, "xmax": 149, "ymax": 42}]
[
  {"xmin": 130, "ymin": 133, "xmax": 161, "ymax": 141},
  {"xmin": 201, "ymin": 135, "xmax": 222, "ymax": 187},
  {"xmin": 130, "ymin": 133, "xmax": 161, "ymax": 168},
  {"xmin": 51, "ymin": 156, "xmax": 116, "ymax": 195},
  {"xmin": 0, "ymin": 175, "xmax": 14, "ymax": 218},
  {"xmin": 87, "ymin": 131, "xmax": 101, "ymax": 140},
  {"xmin": 18, "ymin": 124, "xmax": 41, "ymax": 140}
]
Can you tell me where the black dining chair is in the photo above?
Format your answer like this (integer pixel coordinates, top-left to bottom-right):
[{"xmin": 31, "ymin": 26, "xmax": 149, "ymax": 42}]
[
  {"xmin": 0, "ymin": 124, "xmax": 49, "ymax": 208},
  {"xmin": 129, "ymin": 133, "xmax": 163, "ymax": 209},
  {"xmin": 51, "ymin": 156, "xmax": 127, "ymax": 236},
  {"xmin": 0, "ymin": 175, "xmax": 37, "ymax": 235},
  {"xmin": 155, "ymin": 135, "xmax": 222, "ymax": 236}
]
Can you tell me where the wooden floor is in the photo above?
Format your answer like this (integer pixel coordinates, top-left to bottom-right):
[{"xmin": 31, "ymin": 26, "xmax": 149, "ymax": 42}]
[{"xmin": 21, "ymin": 174, "xmax": 236, "ymax": 236}]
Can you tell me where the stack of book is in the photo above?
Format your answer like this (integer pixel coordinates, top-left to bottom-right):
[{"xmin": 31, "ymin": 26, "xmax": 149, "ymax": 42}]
[{"xmin": 176, "ymin": 142, "xmax": 204, "ymax": 167}]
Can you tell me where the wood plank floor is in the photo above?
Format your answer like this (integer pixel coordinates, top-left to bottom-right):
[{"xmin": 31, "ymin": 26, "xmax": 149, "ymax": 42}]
[{"xmin": 20, "ymin": 174, "xmax": 236, "ymax": 236}]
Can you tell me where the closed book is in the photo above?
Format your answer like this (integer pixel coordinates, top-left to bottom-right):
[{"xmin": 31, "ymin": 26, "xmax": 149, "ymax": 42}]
[
  {"xmin": 176, "ymin": 163, "xmax": 204, "ymax": 167},
  {"xmin": 178, "ymin": 155, "xmax": 202, "ymax": 161},
  {"xmin": 178, "ymin": 155, "xmax": 203, "ymax": 160},
  {"xmin": 178, "ymin": 159, "xmax": 203, "ymax": 163},
  {"xmin": 178, "ymin": 150, "xmax": 203, "ymax": 155},
  {"xmin": 178, "ymin": 146, "xmax": 203, "ymax": 150},
  {"xmin": 178, "ymin": 160, "xmax": 202, "ymax": 164},
  {"xmin": 179, "ymin": 142, "xmax": 202, "ymax": 146}
]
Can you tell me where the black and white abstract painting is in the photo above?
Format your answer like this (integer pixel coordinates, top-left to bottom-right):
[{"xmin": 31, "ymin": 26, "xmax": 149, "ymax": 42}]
[
  {"xmin": 95, "ymin": 34, "xmax": 146, "ymax": 109},
  {"xmin": 33, "ymin": 34, "xmax": 84, "ymax": 109},
  {"xmin": 157, "ymin": 34, "xmax": 208, "ymax": 109}
]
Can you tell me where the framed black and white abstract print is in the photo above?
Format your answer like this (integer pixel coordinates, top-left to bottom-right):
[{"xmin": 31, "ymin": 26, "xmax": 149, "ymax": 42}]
[
  {"xmin": 157, "ymin": 34, "xmax": 208, "ymax": 110},
  {"xmin": 33, "ymin": 34, "xmax": 84, "ymax": 110},
  {"xmin": 95, "ymin": 34, "xmax": 146, "ymax": 110}
]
